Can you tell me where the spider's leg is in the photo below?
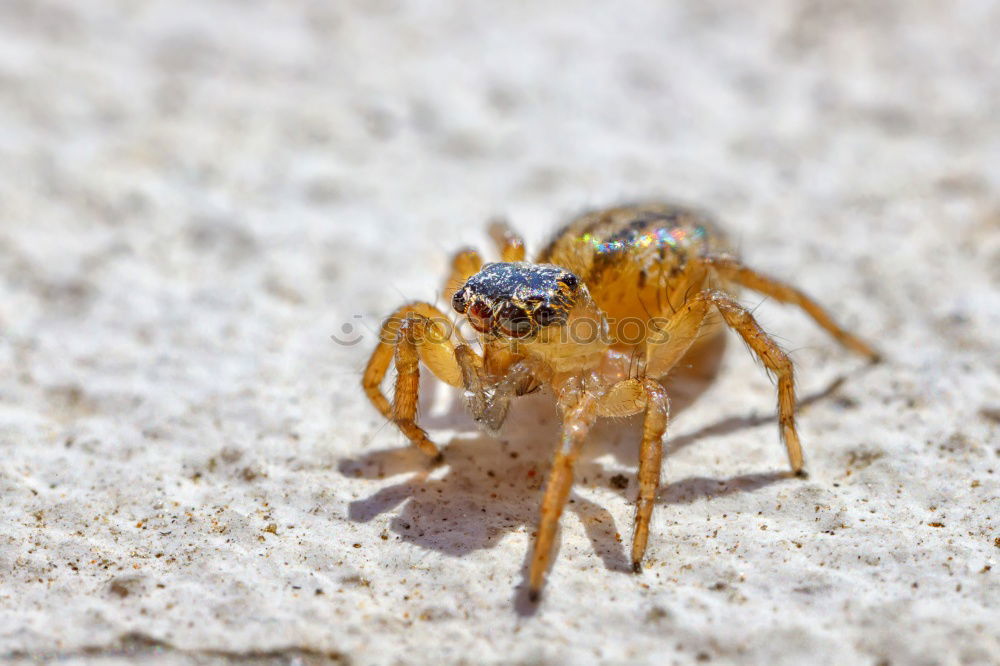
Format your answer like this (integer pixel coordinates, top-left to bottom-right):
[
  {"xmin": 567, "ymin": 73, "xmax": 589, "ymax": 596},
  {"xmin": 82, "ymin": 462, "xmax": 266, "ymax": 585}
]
[
  {"xmin": 597, "ymin": 378, "xmax": 670, "ymax": 572},
  {"xmin": 710, "ymin": 290, "xmax": 803, "ymax": 473},
  {"xmin": 361, "ymin": 302, "xmax": 464, "ymax": 459},
  {"xmin": 487, "ymin": 219, "xmax": 526, "ymax": 262},
  {"xmin": 645, "ymin": 289, "xmax": 804, "ymax": 474},
  {"xmin": 633, "ymin": 380, "xmax": 669, "ymax": 571},
  {"xmin": 528, "ymin": 394, "xmax": 598, "ymax": 601},
  {"xmin": 706, "ymin": 256, "xmax": 880, "ymax": 362},
  {"xmin": 443, "ymin": 248, "xmax": 483, "ymax": 303},
  {"xmin": 391, "ymin": 316, "xmax": 445, "ymax": 459}
]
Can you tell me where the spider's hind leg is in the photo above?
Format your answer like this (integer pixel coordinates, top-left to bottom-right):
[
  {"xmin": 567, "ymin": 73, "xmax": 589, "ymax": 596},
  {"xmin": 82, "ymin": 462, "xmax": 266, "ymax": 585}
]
[
  {"xmin": 707, "ymin": 256, "xmax": 880, "ymax": 362},
  {"xmin": 488, "ymin": 219, "xmax": 526, "ymax": 262}
]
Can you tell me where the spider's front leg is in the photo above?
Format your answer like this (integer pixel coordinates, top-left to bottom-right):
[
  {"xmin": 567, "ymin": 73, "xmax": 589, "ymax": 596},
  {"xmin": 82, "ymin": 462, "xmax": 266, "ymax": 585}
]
[
  {"xmin": 362, "ymin": 302, "xmax": 468, "ymax": 460},
  {"xmin": 598, "ymin": 378, "xmax": 670, "ymax": 572},
  {"xmin": 528, "ymin": 391, "xmax": 599, "ymax": 601}
]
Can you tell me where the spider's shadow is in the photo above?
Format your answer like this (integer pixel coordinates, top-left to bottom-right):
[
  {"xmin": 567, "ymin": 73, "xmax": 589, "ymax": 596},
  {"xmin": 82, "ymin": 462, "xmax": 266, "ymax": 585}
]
[{"xmin": 341, "ymin": 335, "xmax": 851, "ymax": 613}]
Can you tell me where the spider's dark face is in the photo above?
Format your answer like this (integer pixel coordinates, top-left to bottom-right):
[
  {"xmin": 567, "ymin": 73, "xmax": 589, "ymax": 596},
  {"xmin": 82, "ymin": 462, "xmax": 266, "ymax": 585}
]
[{"xmin": 452, "ymin": 262, "xmax": 581, "ymax": 339}]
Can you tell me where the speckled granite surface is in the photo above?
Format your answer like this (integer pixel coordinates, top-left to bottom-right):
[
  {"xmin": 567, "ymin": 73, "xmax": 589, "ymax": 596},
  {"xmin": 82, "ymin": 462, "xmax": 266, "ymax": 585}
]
[{"xmin": 0, "ymin": 1, "xmax": 998, "ymax": 664}]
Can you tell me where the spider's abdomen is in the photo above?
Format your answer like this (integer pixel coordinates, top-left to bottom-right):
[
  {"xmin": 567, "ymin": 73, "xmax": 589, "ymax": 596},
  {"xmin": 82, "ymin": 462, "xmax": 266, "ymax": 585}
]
[{"xmin": 537, "ymin": 203, "xmax": 734, "ymax": 338}]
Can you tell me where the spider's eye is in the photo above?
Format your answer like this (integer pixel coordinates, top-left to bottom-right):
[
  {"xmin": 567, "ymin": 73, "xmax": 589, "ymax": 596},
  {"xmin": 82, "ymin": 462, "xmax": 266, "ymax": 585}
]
[
  {"xmin": 452, "ymin": 289, "xmax": 468, "ymax": 314},
  {"xmin": 533, "ymin": 304, "xmax": 560, "ymax": 327},
  {"xmin": 466, "ymin": 300, "xmax": 493, "ymax": 333},
  {"xmin": 496, "ymin": 302, "xmax": 534, "ymax": 338},
  {"xmin": 561, "ymin": 273, "xmax": 579, "ymax": 290}
]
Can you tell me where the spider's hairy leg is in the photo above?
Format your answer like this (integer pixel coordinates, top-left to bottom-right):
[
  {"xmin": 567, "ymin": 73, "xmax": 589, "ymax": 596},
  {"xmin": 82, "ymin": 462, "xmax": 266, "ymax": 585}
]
[
  {"xmin": 646, "ymin": 289, "xmax": 804, "ymax": 474},
  {"xmin": 361, "ymin": 302, "xmax": 467, "ymax": 460},
  {"xmin": 706, "ymin": 256, "xmax": 881, "ymax": 362},
  {"xmin": 708, "ymin": 291, "xmax": 802, "ymax": 472},
  {"xmin": 487, "ymin": 219, "xmax": 526, "ymax": 262},
  {"xmin": 633, "ymin": 380, "xmax": 669, "ymax": 571},
  {"xmin": 391, "ymin": 316, "xmax": 444, "ymax": 459},
  {"xmin": 443, "ymin": 248, "xmax": 483, "ymax": 303},
  {"xmin": 707, "ymin": 291, "xmax": 802, "ymax": 474},
  {"xmin": 598, "ymin": 378, "xmax": 670, "ymax": 572},
  {"xmin": 528, "ymin": 393, "xmax": 598, "ymax": 602}
]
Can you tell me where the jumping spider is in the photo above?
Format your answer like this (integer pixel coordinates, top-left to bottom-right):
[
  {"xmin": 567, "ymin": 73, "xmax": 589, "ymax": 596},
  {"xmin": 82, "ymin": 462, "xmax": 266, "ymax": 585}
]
[{"xmin": 362, "ymin": 202, "xmax": 879, "ymax": 602}]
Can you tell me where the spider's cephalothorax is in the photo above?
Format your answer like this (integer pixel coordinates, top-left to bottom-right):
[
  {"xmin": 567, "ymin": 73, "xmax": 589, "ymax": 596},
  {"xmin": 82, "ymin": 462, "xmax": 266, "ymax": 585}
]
[
  {"xmin": 362, "ymin": 204, "xmax": 879, "ymax": 603},
  {"xmin": 450, "ymin": 261, "xmax": 613, "ymax": 380},
  {"xmin": 451, "ymin": 262, "xmax": 580, "ymax": 339}
]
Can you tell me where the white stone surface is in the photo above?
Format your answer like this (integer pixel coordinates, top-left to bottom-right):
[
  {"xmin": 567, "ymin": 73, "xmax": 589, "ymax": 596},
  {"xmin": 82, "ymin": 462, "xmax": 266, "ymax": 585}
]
[{"xmin": 0, "ymin": 1, "xmax": 998, "ymax": 664}]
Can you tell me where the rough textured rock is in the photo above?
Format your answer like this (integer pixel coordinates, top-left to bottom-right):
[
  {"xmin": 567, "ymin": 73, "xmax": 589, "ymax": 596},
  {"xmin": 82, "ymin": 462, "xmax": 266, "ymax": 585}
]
[{"xmin": 0, "ymin": 1, "xmax": 997, "ymax": 664}]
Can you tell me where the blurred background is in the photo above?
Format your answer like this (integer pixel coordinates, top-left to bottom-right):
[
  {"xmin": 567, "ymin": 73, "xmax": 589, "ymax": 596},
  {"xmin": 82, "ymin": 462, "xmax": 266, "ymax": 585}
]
[{"xmin": 0, "ymin": 1, "xmax": 997, "ymax": 664}]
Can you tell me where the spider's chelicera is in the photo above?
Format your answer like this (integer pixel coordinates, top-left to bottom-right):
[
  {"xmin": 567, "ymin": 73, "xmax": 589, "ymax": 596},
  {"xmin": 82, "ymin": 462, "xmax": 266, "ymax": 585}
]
[{"xmin": 361, "ymin": 203, "xmax": 879, "ymax": 602}]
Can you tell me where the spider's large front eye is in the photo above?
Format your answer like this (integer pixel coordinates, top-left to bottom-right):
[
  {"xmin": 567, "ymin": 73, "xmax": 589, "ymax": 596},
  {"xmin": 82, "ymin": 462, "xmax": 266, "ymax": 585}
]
[
  {"xmin": 466, "ymin": 300, "xmax": 492, "ymax": 333},
  {"xmin": 496, "ymin": 302, "xmax": 533, "ymax": 338},
  {"xmin": 533, "ymin": 304, "xmax": 560, "ymax": 327},
  {"xmin": 452, "ymin": 288, "xmax": 468, "ymax": 314}
]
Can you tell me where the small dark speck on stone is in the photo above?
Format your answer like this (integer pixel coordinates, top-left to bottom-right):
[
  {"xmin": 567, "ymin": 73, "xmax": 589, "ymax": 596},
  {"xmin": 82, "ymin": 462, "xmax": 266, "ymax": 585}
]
[
  {"xmin": 645, "ymin": 606, "xmax": 670, "ymax": 623},
  {"xmin": 108, "ymin": 580, "xmax": 132, "ymax": 598},
  {"xmin": 610, "ymin": 474, "xmax": 629, "ymax": 490}
]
